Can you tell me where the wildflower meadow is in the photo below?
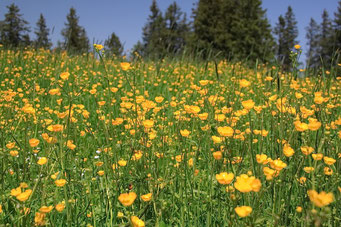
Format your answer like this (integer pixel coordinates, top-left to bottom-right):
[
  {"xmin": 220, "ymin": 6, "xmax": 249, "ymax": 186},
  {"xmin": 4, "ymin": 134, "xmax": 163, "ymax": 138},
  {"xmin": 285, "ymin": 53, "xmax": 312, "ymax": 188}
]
[{"xmin": 0, "ymin": 46, "xmax": 340, "ymax": 226}]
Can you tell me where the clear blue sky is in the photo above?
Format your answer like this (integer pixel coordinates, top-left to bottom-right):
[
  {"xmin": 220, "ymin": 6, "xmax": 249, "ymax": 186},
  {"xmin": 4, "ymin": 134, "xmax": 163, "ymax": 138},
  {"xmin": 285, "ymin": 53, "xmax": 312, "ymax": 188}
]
[{"xmin": 0, "ymin": 0, "xmax": 339, "ymax": 59}]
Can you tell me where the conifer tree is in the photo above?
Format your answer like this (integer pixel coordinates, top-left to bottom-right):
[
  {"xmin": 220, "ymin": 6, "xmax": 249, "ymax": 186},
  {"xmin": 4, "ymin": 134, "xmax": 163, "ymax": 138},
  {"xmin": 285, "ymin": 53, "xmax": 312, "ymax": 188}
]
[
  {"xmin": 104, "ymin": 32, "xmax": 123, "ymax": 57},
  {"xmin": 230, "ymin": 0, "xmax": 275, "ymax": 61},
  {"xmin": 141, "ymin": 0, "xmax": 167, "ymax": 59},
  {"xmin": 192, "ymin": 0, "xmax": 224, "ymax": 58},
  {"xmin": 164, "ymin": 2, "xmax": 189, "ymax": 56},
  {"xmin": 274, "ymin": 6, "xmax": 298, "ymax": 70},
  {"xmin": 34, "ymin": 14, "xmax": 51, "ymax": 49},
  {"xmin": 1, "ymin": 3, "xmax": 30, "ymax": 47},
  {"xmin": 193, "ymin": 0, "xmax": 274, "ymax": 61},
  {"xmin": 319, "ymin": 10, "xmax": 334, "ymax": 66},
  {"xmin": 306, "ymin": 18, "xmax": 321, "ymax": 68},
  {"xmin": 61, "ymin": 7, "xmax": 89, "ymax": 53}
]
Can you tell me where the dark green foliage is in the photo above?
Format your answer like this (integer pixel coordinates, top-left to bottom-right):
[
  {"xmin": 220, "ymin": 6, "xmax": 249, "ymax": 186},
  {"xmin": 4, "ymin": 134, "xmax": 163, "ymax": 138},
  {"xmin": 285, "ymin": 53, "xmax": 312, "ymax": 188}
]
[
  {"xmin": 274, "ymin": 6, "xmax": 298, "ymax": 70},
  {"xmin": 334, "ymin": 1, "xmax": 341, "ymax": 52},
  {"xmin": 1, "ymin": 3, "xmax": 30, "ymax": 47},
  {"xmin": 192, "ymin": 0, "xmax": 274, "ymax": 62},
  {"xmin": 104, "ymin": 32, "xmax": 123, "ymax": 57},
  {"xmin": 141, "ymin": 0, "xmax": 167, "ymax": 59},
  {"xmin": 60, "ymin": 7, "xmax": 89, "ymax": 54},
  {"xmin": 34, "ymin": 14, "xmax": 52, "ymax": 49},
  {"xmin": 306, "ymin": 18, "xmax": 320, "ymax": 68},
  {"xmin": 164, "ymin": 2, "xmax": 190, "ymax": 56},
  {"xmin": 319, "ymin": 10, "xmax": 334, "ymax": 66}
]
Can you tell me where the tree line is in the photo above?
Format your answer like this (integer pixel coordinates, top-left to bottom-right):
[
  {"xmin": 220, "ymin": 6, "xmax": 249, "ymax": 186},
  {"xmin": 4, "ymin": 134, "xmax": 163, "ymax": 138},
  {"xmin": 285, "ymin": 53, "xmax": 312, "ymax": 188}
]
[{"xmin": 0, "ymin": 1, "xmax": 340, "ymax": 69}]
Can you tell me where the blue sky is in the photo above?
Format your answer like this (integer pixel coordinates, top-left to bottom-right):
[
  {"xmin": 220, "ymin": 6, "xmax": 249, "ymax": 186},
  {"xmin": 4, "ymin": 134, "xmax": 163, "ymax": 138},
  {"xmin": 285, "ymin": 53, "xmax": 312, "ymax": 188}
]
[{"xmin": 0, "ymin": 0, "xmax": 339, "ymax": 59}]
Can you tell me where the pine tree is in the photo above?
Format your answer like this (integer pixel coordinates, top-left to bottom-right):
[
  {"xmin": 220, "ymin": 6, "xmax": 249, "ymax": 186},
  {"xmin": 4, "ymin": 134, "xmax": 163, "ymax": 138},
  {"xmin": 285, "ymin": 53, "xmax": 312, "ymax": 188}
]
[
  {"xmin": 1, "ymin": 3, "xmax": 30, "ymax": 47},
  {"xmin": 306, "ymin": 18, "xmax": 321, "ymax": 68},
  {"xmin": 164, "ymin": 2, "xmax": 189, "ymax": 56},
  {"xmin": 104, "ymin": 32, "xmax": 123, "ymax": 57},
  {"xmin": 274, "ymin": 6, "xmax": 298, "ymax": 70},
  {"xmin": 141, "ymin": 0, "xmax": 167, "ymax": 59},
  {"xmin": 34, "ymin": 14, "xmax": 51, "ymax": 49},
  {"xmin": 61, "ymin": 7, "xmax": 89, "ymax": 53},
  {"xmin": 319, "ymin": 10, "xmax": 334, "ymax": 66}
]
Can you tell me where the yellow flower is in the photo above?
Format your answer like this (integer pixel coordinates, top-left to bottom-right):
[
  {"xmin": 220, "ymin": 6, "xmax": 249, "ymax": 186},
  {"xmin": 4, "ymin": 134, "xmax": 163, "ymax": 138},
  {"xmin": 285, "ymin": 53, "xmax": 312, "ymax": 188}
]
[
  {"xmin": 16, "ymin": 189, "xmax": 32, "ymax": 202},
  {"xmin": 47, "ymin": 124, "xmax": 64, "ymax": 132},
  {"xmin": 49, "ymin": 88, "xmax": 60, "ymax": 95},
  {"xmin": 217, "ymin": 126, "xmax": 234, "ymax": 137},
  {"xmin": 117, "ymin": 211, "xmax": 124, "ymax": 218},
  {"xmin": 120, "ymin": 62, "xmax": 131, "ymax": 71},
  {"xmin": 140, "ymin": 193, "xmax": 152, "ymax": 202},
  {"xmin": 10, "ymin": 150, "xmax": 19, "ymax": 157},
  {"xmin": 212, "ymin": 136, "xmax": 222, "ymax": 144},
  {"xmin": 307, "ymin": 190, "xmax": 334, "ymax": 207},
  {"xmin": 97, "ymin": 170, "xmax": 105, "ymax": 176},
  {"xmin": 131, "ymin": 216, "xmax": 145, "ymax": 227},
  {"xmin": 34, "ymin": 212, "xmax": 46, "ymax": 226},
  {"xmin": 39, "ymin": 206, "xmax": 53, "ymax": 213},
  {"xmin": 239, "ymin": 79, "xmax": 251, "ymax": 88},
  {"xmin": 283, "ymin": 144, "xmax": 295, "ymax": 157},
  {"xmin": 256, "ymin": 154, "xmax": 267, "ymax": 164},
  {"xmin": 323, "ymin": 156, "xmax": 336, "ymax": 165},
  {"xmin": 37, "ymin": 157, "xmax": 48, "ymax": 165},
  {"xmin": 55, "ymin": 202, "xmax": 65, "ymax": 212},
  {"xmin": 213, "ymin": 151, "xmax": 223, "ymax": 160},
  {"xmin": 270, "ymin": 159, "xmax": 287, "ymax": 171},
  {"xmin": 234, "ymin": 174, "xmax": 261, "ymax": 192},
  {"xmin": 6, "ymin": 142, "xmax": 16, "ymax": 149},
  {"xmin": 294, "ymin": 44, "xmax": 301, "ymax": 49},
  {"xmin": 0, "ymin": 204, "xmax": 2, "ymax": 214},
  {"xmin": 11, "ymin": 187, "xmax": 22, "ymax": 196},
  {"xmin": 308, "ymin": 118, "xmax": 321, "ymax": 131},
  {"xmin": 60, "ymin": 72, "xmax": 70, "ymax": 80},
  {"xmin": 180, "ymin": 129, "xmax": 190, "ymax": 137},
  {"xmin": 118, "ymin": 192, "xmax": 137, "ymax": 206},
  {"xmin": 118, "ymin": 160, "xmax": 127, "ymax": 167},
  {"xmin": 300, "ymin": 146, "xmax": 314, "ymax": 156},
  {"xmin": 242, "ymin": 99, "xmax": 255, "ymax": 110},
  {"xmin": 142, "ymin": 119, "xmax": 154, "ymax": 129},
  {"xmin": 55, "ymin": 179, "xmax": 67, "ymax": 187},
  {"xmin": 93, "ymin": 44, "xmax": 104, "ymax": 51},
  {"xmin": 216, "ymin": 172, "xmax": 234, "ymax": 185},
  {"xmin": 235, "ymin": 206, "xmax": 252, "ymax": 217},
  {"xmin": 294, "ymin": 121, "xmax": 309, "ymax": 132},
  {"xmin": 155, "ymin": 96, "xmax": 164, "ymax": 103},
  {"xmin": 303, "ymin": 167, "xmax": 314, "ymax": 173},
  {"xmin": 29, "ymin": 138, "xmax": 40, "ymax": 147},
  {"xmin": 296, "ymin": 206, "xmax": 302, "ymax": 212},
  {"xmin": 312, "ymin": 153, "xmax": 323, "ymax": 160}
]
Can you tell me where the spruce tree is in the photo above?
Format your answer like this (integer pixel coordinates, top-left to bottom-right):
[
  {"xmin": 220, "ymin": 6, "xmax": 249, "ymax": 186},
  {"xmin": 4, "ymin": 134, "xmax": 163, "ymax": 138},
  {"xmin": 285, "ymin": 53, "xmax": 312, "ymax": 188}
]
[
  {"xmin": 104, "ymin": 32, "xmax": 123, "ymax": 57},
  {"xmin": 164, "ymin": 2, "xmax": 189, "ymax": 56},
  {"xmin": 1, "ymin": 3, "xmax": 30, "ymax": 47},
  {"xmin": 192, "ymin": 0, "xmax": 224, "ymax": 58},
  {"xmin": 193, "ymin": 0, "xmax": 274, "ymax": 61},
  {"xmin": 319, "ymin": 10, "xmax": 334, "ymax": 66},
  {"xmin": 34, "ymin": 14, "xmax": 51, "ymax": 49},
  {"xmin": 274, "ymin": 6, "xmax": 298, "ymax": 70},
  {"xmin": 141, "ymin": 0, "xmax": 167, "ymax": 59},
  {"xmin": 306, "ymin": 18, "xmax": 321, "ymax": 68},
  {"xmin": 230, "ymin": 0, "xmax": 275, "ymax": 61},
  {"xmin": 61, "ymin": 7, "xmax": 89, "ymax": 53}
]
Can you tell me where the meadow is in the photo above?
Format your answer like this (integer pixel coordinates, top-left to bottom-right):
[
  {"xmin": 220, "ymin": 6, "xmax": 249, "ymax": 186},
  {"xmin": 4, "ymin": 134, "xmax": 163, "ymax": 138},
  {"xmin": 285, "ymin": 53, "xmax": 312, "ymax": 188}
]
[{"xmin": 0, "ymin": 46, "xmax": 340, "ymax": 226}]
